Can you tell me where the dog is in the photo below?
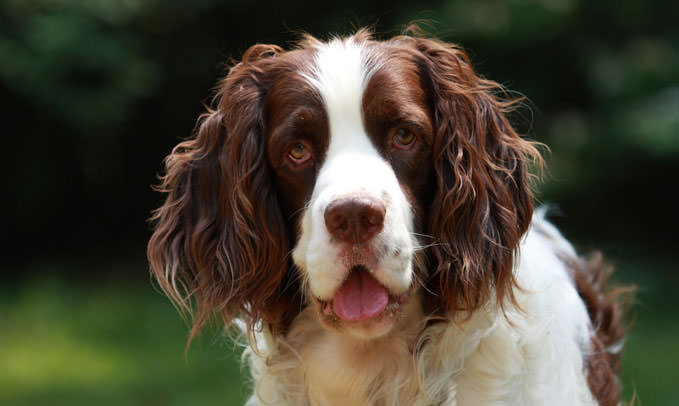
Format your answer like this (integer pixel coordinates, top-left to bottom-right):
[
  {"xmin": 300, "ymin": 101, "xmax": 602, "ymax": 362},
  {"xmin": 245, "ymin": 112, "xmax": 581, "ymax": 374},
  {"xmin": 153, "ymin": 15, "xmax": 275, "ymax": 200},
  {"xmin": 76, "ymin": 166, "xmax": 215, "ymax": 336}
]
[{"xmin": 148, "ymin": 29, "xmax": 624, "ymax": 405}]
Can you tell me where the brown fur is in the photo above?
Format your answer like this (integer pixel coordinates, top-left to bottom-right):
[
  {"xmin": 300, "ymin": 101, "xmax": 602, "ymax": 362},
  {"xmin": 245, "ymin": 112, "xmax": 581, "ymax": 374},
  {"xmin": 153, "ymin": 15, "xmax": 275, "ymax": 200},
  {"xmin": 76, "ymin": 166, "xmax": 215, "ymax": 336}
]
[
  {"xmin": 570, "ymin": 253, "xmax": 630, "ymax": 406},
  {"xmin": 402, "ymin": 35, "xmax": 542, "ymax": 315},
  {"xmin": 148, "ymin": 44, "xmax": 303, "ymax": 341},
  {"xmin": 148, "ymin": 30, "xmax": 543, "ymax": 342},
  {"xmin": 147, "ymin": 29, "xmax": 625, "ymax": 404}
]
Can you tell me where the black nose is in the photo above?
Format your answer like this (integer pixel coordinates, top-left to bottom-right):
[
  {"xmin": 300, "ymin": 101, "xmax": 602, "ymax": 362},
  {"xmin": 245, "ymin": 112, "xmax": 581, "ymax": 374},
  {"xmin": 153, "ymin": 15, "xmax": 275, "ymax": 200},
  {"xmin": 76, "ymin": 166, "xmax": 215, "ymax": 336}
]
[{"xmin": 324, "ymin": 196, "xmax": 386, "ymax": 243}]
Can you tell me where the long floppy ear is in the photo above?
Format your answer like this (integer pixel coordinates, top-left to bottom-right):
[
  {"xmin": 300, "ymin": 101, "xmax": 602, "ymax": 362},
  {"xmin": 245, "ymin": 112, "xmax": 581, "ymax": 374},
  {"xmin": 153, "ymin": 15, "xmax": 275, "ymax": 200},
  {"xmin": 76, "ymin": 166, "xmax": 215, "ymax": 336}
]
[
  {"xmin": 148, "ymin": 44, "xmax": 300, "ymax": 341},
  {"xmin": 412, "ymin": 38, "xmax": 542, "ymax": 314}
]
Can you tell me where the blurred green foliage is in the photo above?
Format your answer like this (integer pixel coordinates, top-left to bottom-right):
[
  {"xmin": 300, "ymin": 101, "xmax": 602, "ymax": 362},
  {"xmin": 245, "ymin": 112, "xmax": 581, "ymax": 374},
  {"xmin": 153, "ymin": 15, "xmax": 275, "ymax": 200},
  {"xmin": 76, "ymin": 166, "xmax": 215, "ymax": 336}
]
[
  {"xmin": 1, "ymin": 0, "xmax": 677, "ymax": 260},
  {"xmin": 0, "ymin": 0, "xmax": 159, "ymax": 130},
  {"xmin": 1, "ymin": 0, "xmax": 677, "ymax": 405}
]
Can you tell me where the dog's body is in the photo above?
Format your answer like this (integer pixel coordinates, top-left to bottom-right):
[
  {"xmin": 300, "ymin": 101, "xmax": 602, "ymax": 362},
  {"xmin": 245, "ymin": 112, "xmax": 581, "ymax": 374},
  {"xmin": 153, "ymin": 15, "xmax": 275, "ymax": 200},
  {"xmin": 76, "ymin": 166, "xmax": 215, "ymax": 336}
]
[
  {"xmin": 245, "ymin": 213, "xmax": 600, "ymax": 405},
  {"xmin": 149, "ymin": 30, "xmax": 624, "ymax": 405}
]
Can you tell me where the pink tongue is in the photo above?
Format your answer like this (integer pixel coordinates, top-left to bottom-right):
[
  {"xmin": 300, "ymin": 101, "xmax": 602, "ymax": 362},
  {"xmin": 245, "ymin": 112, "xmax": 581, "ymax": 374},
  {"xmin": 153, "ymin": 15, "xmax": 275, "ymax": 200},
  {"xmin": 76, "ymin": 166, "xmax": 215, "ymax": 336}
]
[{"xmin": 333, "ymin": 268, "xmax": 389, "ymax": 321}]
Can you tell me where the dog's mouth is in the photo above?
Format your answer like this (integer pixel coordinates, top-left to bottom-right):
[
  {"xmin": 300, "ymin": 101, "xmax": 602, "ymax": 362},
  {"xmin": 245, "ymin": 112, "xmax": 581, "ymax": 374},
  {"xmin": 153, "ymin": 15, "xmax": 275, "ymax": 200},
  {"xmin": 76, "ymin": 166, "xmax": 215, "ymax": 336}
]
[{"xmin": 317, "ymin": 266, "xmax": 410, "ymax": 322}]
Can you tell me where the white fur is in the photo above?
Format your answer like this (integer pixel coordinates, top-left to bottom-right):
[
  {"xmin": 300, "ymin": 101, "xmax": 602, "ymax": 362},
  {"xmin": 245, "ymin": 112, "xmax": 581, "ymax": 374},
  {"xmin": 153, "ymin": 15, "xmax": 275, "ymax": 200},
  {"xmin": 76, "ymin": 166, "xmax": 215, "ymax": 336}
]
[
  {"xmin": 245, "ymin": 214, "xmax": 597, "ymax": 405},
  {"xmin": 293, "ymin": 37, "xmax": 414, "ymax": 299},
  {"xmin": 242, "ymin": 38, "xmax": 597, "ymax": 405}
]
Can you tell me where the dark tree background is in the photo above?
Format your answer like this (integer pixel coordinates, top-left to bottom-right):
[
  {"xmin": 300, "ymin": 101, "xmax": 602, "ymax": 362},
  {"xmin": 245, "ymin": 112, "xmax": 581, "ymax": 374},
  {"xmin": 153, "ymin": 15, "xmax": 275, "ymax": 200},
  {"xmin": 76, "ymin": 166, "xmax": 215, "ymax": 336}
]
[{"xmin": 1, "ymin": 0, "xmax": 677, "ymax": 404}]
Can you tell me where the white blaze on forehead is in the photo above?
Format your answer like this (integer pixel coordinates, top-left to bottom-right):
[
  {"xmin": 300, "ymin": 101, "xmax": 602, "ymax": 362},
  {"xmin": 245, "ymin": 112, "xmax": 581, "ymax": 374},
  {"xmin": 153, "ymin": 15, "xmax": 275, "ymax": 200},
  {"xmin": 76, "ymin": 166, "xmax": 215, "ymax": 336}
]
[
  {"xmin": 302, "ymin": 36, "xmax": 387, "ymax": 194},
  {"xmin": 303, "ymin": 37, "xmax": 379, "ymax": 155}
]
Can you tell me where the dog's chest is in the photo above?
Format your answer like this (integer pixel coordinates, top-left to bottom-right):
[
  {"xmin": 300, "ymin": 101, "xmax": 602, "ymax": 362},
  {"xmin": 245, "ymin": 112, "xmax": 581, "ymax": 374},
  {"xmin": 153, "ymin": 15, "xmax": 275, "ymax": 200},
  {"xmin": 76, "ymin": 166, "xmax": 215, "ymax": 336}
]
[{"xmin": 276, "ymin": 309, "xmax": 430, "ymax": 405}]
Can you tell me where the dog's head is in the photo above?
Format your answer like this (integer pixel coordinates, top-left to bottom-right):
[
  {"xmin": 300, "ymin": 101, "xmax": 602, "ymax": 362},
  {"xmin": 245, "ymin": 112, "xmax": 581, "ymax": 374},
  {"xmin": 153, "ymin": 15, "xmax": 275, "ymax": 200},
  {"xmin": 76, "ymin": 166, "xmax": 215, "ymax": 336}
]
[{"xmin": 148, "ymin": 31, "xmax": 540, "ymax": 341}]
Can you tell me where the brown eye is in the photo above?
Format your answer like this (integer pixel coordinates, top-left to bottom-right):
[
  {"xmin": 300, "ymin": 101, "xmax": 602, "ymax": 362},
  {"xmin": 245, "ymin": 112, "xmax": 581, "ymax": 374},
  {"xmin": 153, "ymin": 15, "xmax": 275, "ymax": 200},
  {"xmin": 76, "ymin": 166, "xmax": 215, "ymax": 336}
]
[
  {"xmin": 393, "ymin": 128, "xmax": 416, "ymax": 149},
  {"xmin": 287, "ymin": 142, "xmax": 311, "ymax": 164}
]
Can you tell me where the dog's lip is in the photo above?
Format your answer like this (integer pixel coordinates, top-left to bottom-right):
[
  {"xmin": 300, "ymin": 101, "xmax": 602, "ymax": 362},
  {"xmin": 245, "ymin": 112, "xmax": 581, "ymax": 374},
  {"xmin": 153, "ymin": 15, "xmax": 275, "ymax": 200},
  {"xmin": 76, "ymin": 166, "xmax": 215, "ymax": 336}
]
[
  {"xmin": 313, "ymin": 265, "xmax": 412, "ymax": 318},
  {"xmin": 316, "ymin": 265, "xmax": 409, "ymax": 300}
]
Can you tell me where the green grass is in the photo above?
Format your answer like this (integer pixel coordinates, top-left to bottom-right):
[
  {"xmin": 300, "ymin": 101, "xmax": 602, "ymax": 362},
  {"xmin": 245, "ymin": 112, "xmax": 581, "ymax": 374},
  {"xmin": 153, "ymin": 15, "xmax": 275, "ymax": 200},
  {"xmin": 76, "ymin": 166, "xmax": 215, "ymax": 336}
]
[
  {"xmin": 623, "ymin": 317, "xmax": 679, "ymax": 405},
  {"xmin": 617, "ymin": 258, "xmax": 679, "ymax": 405},
  {"xmin": 0, "ymin": 260, "xmax": 677, "ymax": 405},
  {"xmin": 0, "ymin": 273, "xmax": 248, "ymax": 406}
]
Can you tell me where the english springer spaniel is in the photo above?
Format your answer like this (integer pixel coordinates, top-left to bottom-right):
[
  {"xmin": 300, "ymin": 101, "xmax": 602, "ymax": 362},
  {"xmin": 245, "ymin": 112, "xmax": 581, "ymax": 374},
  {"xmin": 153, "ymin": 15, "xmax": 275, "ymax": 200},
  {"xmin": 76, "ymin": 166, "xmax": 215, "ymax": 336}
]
[{"xmin": 148, "ymin": 29, "xmax": 625, "ymax": 405}]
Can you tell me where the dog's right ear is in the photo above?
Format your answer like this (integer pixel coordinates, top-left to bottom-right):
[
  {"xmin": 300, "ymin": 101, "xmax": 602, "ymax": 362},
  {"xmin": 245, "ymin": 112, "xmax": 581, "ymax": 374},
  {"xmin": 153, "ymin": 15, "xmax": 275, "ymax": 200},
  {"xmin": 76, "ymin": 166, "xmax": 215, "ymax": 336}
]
[
  {"xmin": 148, "ymin": 44, "xmax": 300, "ymax": 342},
  {"xmin": 406, "ymin": 37, "xmax": 542, "ymax": 316}
]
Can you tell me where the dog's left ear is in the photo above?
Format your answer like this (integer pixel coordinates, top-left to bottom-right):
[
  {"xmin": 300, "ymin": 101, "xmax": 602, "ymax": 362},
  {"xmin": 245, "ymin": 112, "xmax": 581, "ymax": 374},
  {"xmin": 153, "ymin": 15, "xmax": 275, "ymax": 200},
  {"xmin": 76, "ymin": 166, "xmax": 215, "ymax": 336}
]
[
  {"xmin": 410, "ymin": 37, "xmax": 542, "ymax": 314},
  {"xmin": 148, "ymin": 44, "xmax": 300, "ymax": 341}
]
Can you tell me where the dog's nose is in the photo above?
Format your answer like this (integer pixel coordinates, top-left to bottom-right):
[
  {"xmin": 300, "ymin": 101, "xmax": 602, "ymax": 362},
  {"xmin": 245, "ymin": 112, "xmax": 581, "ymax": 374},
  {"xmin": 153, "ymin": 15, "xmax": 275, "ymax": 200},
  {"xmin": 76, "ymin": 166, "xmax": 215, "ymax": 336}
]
[{"xmin": 324, "ymin": 197, "xmax": 386, "ymax": 243}]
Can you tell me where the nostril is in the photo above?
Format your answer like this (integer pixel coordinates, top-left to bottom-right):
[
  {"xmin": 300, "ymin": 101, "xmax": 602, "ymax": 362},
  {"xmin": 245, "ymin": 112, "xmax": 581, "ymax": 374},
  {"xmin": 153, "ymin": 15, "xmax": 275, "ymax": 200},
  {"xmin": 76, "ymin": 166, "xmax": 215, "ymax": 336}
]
[
  {"xmin": 363, "ymin": 207, "xmax": 385, "ymax": 227},
  {"xmin": 326, "ymin": 212, "xmax": 348, "ymax": 234},
  {"xmin": 324, "ymin": 196, "xmax": 386, "ymax": 243}
]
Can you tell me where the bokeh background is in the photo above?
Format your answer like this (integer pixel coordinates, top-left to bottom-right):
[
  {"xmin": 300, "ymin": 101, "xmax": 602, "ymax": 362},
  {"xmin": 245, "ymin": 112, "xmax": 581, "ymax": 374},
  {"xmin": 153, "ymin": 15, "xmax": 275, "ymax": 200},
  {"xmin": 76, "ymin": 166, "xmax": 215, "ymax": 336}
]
[{"xmin": 1, "ymin": 0, "xmax": 677, "ymax": 404}]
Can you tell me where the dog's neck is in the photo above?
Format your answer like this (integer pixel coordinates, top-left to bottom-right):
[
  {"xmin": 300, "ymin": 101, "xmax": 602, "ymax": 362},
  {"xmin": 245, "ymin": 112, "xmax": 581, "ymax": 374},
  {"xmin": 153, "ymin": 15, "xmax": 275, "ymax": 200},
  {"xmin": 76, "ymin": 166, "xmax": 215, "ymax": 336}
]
[{"xmin": 254, "ymin": 294, "xmax": 434, "ymax": 404}]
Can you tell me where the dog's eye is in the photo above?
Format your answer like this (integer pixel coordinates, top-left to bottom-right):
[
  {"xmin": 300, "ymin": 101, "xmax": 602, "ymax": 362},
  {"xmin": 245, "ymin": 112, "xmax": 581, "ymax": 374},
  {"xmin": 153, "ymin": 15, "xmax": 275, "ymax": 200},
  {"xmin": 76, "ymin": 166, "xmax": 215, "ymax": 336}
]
[
  {"xmin": 392, "ymin": 128, "xmax": 416, "ymax": 150},
  {"xmin": 287, "ymin": 142, "xmax": 311, "ymax": 164}
]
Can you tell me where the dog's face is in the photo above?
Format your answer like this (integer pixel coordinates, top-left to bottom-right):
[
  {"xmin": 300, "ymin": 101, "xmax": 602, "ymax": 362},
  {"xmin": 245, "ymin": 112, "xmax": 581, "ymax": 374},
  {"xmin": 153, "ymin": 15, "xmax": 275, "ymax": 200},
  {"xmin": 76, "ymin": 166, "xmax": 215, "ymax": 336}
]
[
  {"xmin": 264, "ymin": 40, "xmax": 434, "ymax": 338},
  {"xmin": 148, "ymin": 32, "xmax": 539, "ymax": 341}
]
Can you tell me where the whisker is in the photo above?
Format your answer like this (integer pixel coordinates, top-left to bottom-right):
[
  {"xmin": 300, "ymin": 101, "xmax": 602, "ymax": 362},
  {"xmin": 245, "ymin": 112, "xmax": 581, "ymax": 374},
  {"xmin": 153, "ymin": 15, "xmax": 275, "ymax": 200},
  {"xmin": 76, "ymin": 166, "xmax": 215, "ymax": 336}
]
[
  {"xmin": 412, "ymin": 242, "xmax": 443, "ymax": 251},
  {"xmin": 409, "ymin": 231, "xmax": 437, "ymax": 240},
  {"xmin": 288, "ymin": 196, "xmax": 319, "ymax": 221},
  {"xmin": 411, "ymin": 269, "xmax": 438, "ymax": 298}
]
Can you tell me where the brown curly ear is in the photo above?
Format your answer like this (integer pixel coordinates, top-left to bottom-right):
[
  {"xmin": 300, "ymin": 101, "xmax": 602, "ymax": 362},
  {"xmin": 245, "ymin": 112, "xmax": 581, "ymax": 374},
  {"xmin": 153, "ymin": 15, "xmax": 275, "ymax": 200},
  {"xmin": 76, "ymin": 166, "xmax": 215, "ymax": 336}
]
[
  {"xmin": 148, "ymin": 44, "xmax": 300, "ymax": 342},
  {"xmin": 411, "ymin": 38, "xmax": 542, "ymax": 314}
]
